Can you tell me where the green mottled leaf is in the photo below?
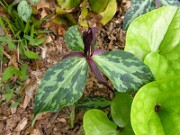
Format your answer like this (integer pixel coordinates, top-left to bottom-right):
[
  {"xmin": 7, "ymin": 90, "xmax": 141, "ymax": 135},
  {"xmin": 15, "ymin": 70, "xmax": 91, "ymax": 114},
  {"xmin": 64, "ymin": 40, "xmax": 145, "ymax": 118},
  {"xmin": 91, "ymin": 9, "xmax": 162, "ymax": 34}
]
[
  {"xmin": 75, "ymin": 96, "xmax": 111, "ymax": 110},
  {"xmin": 64, "ymin": 25, "xmax": 84, "ymax": 52},
  {"xmin": 93, "ymin": 50, "xmax": 154, "ymax": 92},
  {"xmin": 83, "ymin": 109, "xmax": 120, "ymax": 135},
  {"xmin": 125, "ymin": 6, "xmax": 180, "ymax": 80},
  {"xmin": 17, "ymin": 0, "xmax": 32, "ymax": 22},
  {"xmin": 131, "ymin": 77, "xmax": 180, "ymax": 135},
  {"xmin": 34, "ymin": 57, "xmax": 88, "ymax": 116},
  {"xmin": 123, "ymin": 0, "xmax": 155, "ymax": 30},
  {"xmin": 160, "ymin": 0, "xmax": 180, "ymax": 6}
]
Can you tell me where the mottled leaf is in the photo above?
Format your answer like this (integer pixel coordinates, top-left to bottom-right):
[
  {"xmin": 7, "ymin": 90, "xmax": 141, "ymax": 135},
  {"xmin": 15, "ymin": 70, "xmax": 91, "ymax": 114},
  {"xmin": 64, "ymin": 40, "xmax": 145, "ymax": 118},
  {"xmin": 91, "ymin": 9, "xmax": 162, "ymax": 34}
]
[
  {"xmin": 83, "ymin": 109, "xmax": 120, "ymax": 135},
  {"xmin": 17, "ymin": 0, "xmax": 32, "ymax": 22},
  {"xmin": 125, "ymin": 6, "xmax": 180, "ymax": 80},
  {"xmin": 64, "ymin": 25, "xmax": 84, "ymax": 52},
  {"xmin": 123, "ymin": 0, "xmax": 155, "ymax": 30},
  {"xmin": 75, "ymin": 96, "xmax": 111, "ymax": 110},
  {"xmin": 160, "ymin": 0, "xmax": 180, "ymax": 6},
  {"xmin": 131, "ymin": 77, "xmax": 180, "ymax": 135},
  {"xmin": 93, "ymin": 50, "xmax": 155, "ymax": 92},
  {"xmin": 34, "ymin": 57, "xmax": 88, "ymax": 116}
]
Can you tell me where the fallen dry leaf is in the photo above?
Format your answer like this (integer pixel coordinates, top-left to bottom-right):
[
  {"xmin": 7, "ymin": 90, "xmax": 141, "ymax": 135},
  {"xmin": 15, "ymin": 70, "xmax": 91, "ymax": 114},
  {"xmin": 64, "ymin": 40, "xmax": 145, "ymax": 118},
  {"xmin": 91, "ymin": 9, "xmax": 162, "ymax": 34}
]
[{"xmin": 14, "ymin": 117, "xmax": 28, "ymax": 132}]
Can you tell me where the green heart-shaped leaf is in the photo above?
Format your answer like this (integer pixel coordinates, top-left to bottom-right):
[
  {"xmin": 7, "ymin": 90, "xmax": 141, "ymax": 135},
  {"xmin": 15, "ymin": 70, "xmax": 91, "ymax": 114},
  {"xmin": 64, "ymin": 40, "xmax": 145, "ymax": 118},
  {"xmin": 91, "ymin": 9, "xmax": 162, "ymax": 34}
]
[
  {"xmin": 34, "ymin": 57, "xmax": 88, "ymax": 116},
  {"xmin": 64, "ymin": 25, "xmax": 84, "ymax": 52},
  {"xmin": 83, "ymin": 109, "xmax": 120, "ymax": 135},
  {"xmin": 131, "ymin": 77, "xmax": 180, "ymax": 135},
  {"xmin": 123, "ymin": 0, "xmax": 155, "ymax": 30},
  {"xmin": 92, "ymin": 50, "xmax": 155, "ymax": 92},
  {"xmin": 125, "ymin": 6, "xmax": 180, "ymax": 80}
]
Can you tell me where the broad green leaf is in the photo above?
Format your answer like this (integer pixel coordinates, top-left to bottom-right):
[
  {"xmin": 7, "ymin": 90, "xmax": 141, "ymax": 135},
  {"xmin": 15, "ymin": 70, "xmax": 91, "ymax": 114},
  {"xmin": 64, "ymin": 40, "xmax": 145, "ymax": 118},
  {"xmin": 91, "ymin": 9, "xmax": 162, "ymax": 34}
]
[
  {"xmin": 100, "ymin": 0, "xmax": 117, "ymax": 25},
  {"xmin": 75, "ymin": 96, "xmax": 111, "ymax": 110},
  {"xmin": 131, "ymin": 77, "xmax": 180, "ymax": 135},
  {"xmin": 93, "ymin": 50, "xmax": 155, "ymax": 92},
  {"xmin": 17, "ymin": 0, "xmax": 32, "ymax": 22},
  {"xmin": 89, "ymin": 0, "xmax": 109, "ymax": 13},
  {"xmin": 64, "ymin": 25, "xmax": 84, "ymax": 52},
  {"xmin": 160, "ymin": 0, "xmax": 180, "ymax": 6},
  {"xmin": 2, "ymin": 66, "xmax": 20, "ymax": 82},
  {"xmin": 57, "ymin": 0, "xmax": 81, "ymax": 9},
  {"xmin": 111, "ymin": 92, "xmax": 135, "ymax": 134},
  {"xmin": 123, "ymin": 0, "xmax": 155, "ymax": 30},
  {"xmin": 6, "ymin": 89, "xmax": 14, "ymax": 103},
  {"xmin": 24, "ymin": 50, "xmax": 40, "ymax": 59},
  {"xmin": 125, "ymin": 6, "xmax": 180, "ymax": 80},
  {"xmin": 34, "ymin": 57, "xmax": 88, "ymax": 116},
  {"xmin": 83, "ymin": 109, "xmax": 120, "ymax": 135},
  {"xmin": 24, "ymin": 35, "xmax": 46, "ymax": 46},
  {"xmin": 0, "ymin": 36, "xmax": 16, "ymax": 50}
]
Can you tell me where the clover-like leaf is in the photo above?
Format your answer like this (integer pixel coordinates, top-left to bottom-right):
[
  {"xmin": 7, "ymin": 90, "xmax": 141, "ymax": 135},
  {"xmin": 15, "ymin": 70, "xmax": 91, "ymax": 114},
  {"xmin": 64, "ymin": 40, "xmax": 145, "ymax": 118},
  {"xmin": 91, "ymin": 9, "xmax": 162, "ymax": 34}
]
[
  {"xmin": 83, "ymin": 109, "xmax": 120, "ymax": 135},
  {"xmin": 17, "ymin": 0, "xmax": 32, "ymax": 22},
  {"xmin": 64, "ymin": 25, "xmax": 84, "ymax": 52},
  {"xmin": 34, "ymin": 57, "xmax": 88, "ymax": 116},
  {"xmin": 125, "ymin": 6, "xmax": 180, "ymax": 80},
  {"xmin": 123, "ymin": 0, "xmax": 155, "ymax": 30},
  {"xmin": 92, "ymin": 50, "xmax": 154, "ymax": 92},
  {"xmin": 159, "ymin": 0, "xmax": 180, "ymax": 6},
  {"xmin": 131, "ymin": 77, "xmax": 180, "ymax": 135}
]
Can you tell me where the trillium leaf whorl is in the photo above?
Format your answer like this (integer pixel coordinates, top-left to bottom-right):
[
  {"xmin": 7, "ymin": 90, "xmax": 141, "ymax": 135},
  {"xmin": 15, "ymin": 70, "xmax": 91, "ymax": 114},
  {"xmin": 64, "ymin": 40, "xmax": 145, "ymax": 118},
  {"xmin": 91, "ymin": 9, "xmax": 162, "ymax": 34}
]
[
  {"xmin": 34, "ymin": 57, "xmax": 88, "ymax": 116},
  {"xmin": 93, "ymin": 50, "xmax": 155, "ymax": 92}
]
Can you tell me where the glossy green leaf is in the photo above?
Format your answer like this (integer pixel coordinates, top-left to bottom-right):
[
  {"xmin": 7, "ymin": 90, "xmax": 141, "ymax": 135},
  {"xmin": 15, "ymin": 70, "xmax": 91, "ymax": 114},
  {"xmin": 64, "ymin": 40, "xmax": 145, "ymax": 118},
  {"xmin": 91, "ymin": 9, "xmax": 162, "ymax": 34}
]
[
  {"xmin": 83, "ymin": 109, "xmax": 120, "ymax": 135},
  {"xmin": 17, "ymin": 0, "xmax": 32, "ymax": 22},
  {"xmin": 93, "ymin": 50, "xmax": 155, "ymax": 92},
  {"xmin": 64, "ymin": 25, "xmax": 84, "ymax": 52},
  {"xmin": 123, "ymin": 0, "xmax": 155, "ymax": 30},
  {"xmin": 89, "ymin": 0, "xmax": 109, "ymax": 13},
  {"xmin": 125, "ymin": 6, "xmax": 180, "ymax": 80},
  {"xmin": 75, "ymin": 96, "xmax": 111, "ymax": 110},
  {"xmin": 100, "ymin": 0, "xmax": 117, "ymax": 25},
  {"xmin": 111, "ymin": 93, "xmax": 132, "ymax": 127},
  {"xmin": 57, "ymin": 0, "xmax": 81, "ymax": 10},
  {"xmin": 160, "ymin": 0, "xmax": 180, "ymax": 6},
  {"xmin": 24, "ymin": 50, "xmax": 40, "ymax": 59},
  {"xmin": 0, "ymin": 36, "xmax": 16, "ymax": 50},
  {"xmin": 131, "ymin": 77, "xmax": 180, "ymax": 135},
  {"xmin": 34, "ymin": 57, "xmax": 88, "ymax": 116}
]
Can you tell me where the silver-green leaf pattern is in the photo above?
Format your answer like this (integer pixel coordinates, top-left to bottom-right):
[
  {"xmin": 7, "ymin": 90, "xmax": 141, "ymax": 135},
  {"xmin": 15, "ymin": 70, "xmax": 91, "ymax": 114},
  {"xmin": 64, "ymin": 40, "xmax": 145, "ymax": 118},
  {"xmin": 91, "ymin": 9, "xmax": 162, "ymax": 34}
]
[
  {"xmin": 34, "ymin": 57, "xmax": 88, "ymax": 116},
  {"xmin": 17, "ymin": 0, "xmax": 32, "ymax": 22},
  {"xmin": 64, "ymin": 25, "xmax": 84, "ymax": 52},
  {"xmin": 92, "ymin": 50, "xmax": 155, "ymax": 92},
  {"xmin": 160, "ymin": 0, "xmax": 180, "ymax": 6},
  {"xmin": 123, "ymin": 0, "xmax": 155, "ymax": 30}
]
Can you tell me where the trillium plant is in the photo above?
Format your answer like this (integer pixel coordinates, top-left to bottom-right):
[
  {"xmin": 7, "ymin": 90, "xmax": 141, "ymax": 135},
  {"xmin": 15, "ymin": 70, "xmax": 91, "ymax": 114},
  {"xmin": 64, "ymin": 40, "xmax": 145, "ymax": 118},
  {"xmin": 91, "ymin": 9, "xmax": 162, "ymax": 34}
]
[{"xmin": 33, "ymin": 25, "xmax": 154, "ymax": 122}]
